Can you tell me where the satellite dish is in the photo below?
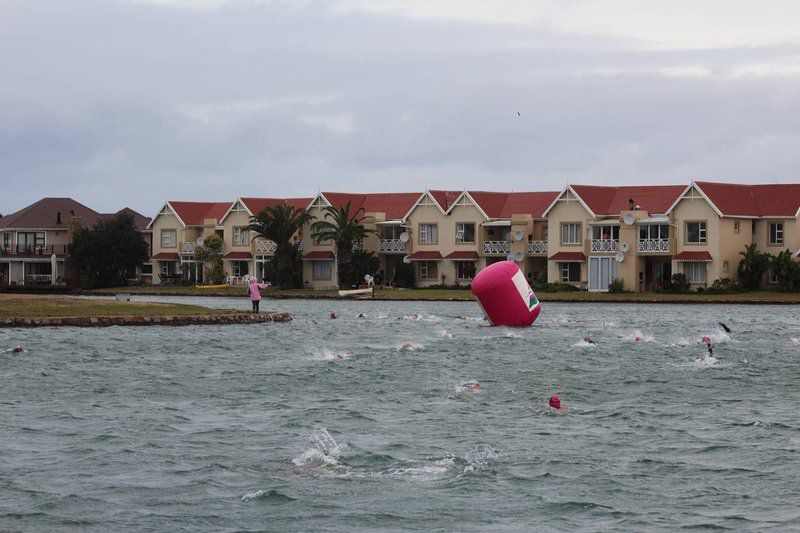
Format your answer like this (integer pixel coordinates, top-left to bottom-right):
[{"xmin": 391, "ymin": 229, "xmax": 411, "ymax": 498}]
[
  {"xmin": 195, "ymin": 236, "xmax": 204, "ymax": 245},
  {"xmin": 513, "ymin": 230, "xmax": 524, "ymax": 241},
  {"xmin": 623, "ymin": 213, "xmax": 636, "ymax": 226},
  {"xmin": 402, "ymin": 254, "xmax": 411, "ymax": 264},
  {"xmin": 615, "ymin": 252, "xmax": 625, "ymax": 263},
  {"xmin": 514, "ymin": 251, "xmax": 524, "ymax": 262},
  {"xmin": 399, "ymin": 232, "xmax": 410, "ymax": 243},
  {"xmin": 506, "ymin": 253, "xmax": 516, "ymax": 262},
  {"xmin": 620, "ymin": 241, "xmax": 630, "ymax": 253}
]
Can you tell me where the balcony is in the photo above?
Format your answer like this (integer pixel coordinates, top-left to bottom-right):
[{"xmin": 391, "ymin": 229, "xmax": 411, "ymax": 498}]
[
  {"xmin": 0, "ymin": 245, "xmax": 68, "ymax": 257},
  {"xmin": 484, "ymin": 241, "xmax": 510, "ymax": 254},
  {"xmin": 638, "ymin": 239, "xmax": 670, "ymax": 253},
  {"xmin": 379, "ymin": 238, "xmax": 407, "ymax": 253},
  {"xmin": 352, "ymin": 240, "xmax": 364, "ymax": 252},
  {"xmin": 590, "ymin": 239, "xmax": 619, "ymax": 253},
  {"xmin": 527, "ymin": 240, "xmax": 547, "ymax": 254},
  {"xmin": 254, "ymin": 240, "xmax": 278, "ymax": 254},
  {"xmin": 180, "ymin": 241, "xmax": 197, "ymax": 254}
]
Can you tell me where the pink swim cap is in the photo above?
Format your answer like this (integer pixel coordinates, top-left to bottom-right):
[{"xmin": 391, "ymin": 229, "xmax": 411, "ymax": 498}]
[
  {"xmin": 549, "ymin": 395, "xmax": 561, "ymax": 409},
  {"xmin": 702, "ymin": 336, "xmax": 711, "ymax": 344},
  {"xmin": 330, "ymin": 312, "xmax": 337, "ymax": 319}
]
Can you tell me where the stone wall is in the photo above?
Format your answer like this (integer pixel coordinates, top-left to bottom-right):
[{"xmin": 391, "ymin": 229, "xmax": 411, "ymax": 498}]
[{"xmin": 0, "ymin": 312, "xmax": 292, "ymax": 328}]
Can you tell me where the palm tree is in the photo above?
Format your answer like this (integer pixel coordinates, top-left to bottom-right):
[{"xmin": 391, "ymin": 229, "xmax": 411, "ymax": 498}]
[
  {"xmin": 737, "ymin": 243, "xmax": 770, "ymax": 290},
  {"xmin": 310, "ymin": 201, "xmax": 376, "ymax": 287},
  {"xmin": 248, "ymin": 204, "xmax": 311, "ymax": 289}
]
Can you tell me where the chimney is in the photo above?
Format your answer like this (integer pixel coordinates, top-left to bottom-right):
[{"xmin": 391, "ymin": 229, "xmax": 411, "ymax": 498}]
[{"xmin": 67, "ymin": 215, "xmax": 82, "ymax": 245}]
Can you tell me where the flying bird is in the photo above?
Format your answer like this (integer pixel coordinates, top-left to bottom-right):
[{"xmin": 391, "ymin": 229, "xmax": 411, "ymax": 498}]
[{"xmin": 517, "ymin": 111, "xmax": 521, "ymax": 116}]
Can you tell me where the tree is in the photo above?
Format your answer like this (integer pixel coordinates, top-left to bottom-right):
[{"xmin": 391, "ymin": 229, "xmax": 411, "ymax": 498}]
[
  {"xmin": 194, "ymin": 234, "xmax": 225, "ymax": 284},
  {"xmin": 769, "ymin": 249, "xmax": 800, "ymax": 292},
  {"xmin": 338, "ymin": 250, "xmax": 381, "ymax": 288},
  {"xmin": 248, "ymin": 204, "xmax": 311, "ymax": 289},
  {"xmin": 737, "ymin": 243, "xmax": 770, "ymax": 290},
  {"xmin": 68, "ymin": 212, "xmax": 149, "ymax": 288},
  {"xmin": 310, "ymin": 201, "xmax": 376, "ymax": 287}
]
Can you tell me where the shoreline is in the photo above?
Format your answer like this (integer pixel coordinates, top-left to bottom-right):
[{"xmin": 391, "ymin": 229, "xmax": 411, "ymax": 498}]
[
  {"xmin": 77, "ymin": 288, "xmax": 800, "ymax": 305},
  {"xmin": 0, "ymin": 312, "xmax": 291, "ymax": 328}
]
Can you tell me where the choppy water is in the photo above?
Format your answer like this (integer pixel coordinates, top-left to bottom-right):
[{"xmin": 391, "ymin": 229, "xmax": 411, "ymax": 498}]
[{"xmin": 2, "ymin": 297, "xmax": 800, "ymax": 532}]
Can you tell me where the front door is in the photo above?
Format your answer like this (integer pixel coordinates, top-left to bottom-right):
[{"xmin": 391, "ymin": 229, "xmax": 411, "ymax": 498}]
[
  {"xmin": 588, "ymin": 256, "xmax": 619, "ymax": 292},
  {"xmin": 653, "ymin": 261, "xmax": 671, "ymax": 291}
]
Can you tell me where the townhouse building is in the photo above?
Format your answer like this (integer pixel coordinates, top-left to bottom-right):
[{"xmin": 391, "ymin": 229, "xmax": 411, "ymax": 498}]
[{"xmin": 0, "ymin": 198, "xmax": 151, "ymax": 286}]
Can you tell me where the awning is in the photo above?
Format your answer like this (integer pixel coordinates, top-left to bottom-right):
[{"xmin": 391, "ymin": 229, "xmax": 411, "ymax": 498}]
[
  {"xmin": 224, "ymin": 251, "xmax": 253, "ymax": 260},
  {"xmin": 548, "ymin": 251, "xmax": 586, "ymax": 262},
  {"xmin": 302, "ymin": 251, "xmax": 335, "ymax": 261},
  {"xmin": 481, "ymin": 220, "xmax": 511, "ymax": 227},
  {"xmin": 376, "ymin": 220, "xmax": 405, "ymax": 226},
  {"xmin": 445, "ymin": 251, "xmax": 479, "ymax": 260},
  {"xmin": 409, "ymin": 251, "xmax": 443, "ymax": 261},
  {"xmin": 638, "ymin": 216, "xmax": 670, "ymax": 224},
  {"xmin": 152, "ymin": 252, "xmax": 180, "ymax": 261},
  {"xmin": 675, "ymin": 251, "xmax": 712, "ymax": 262},
  {"xmin": 587, "ymin": 219, "xmax": 621, "ymax": 225}
]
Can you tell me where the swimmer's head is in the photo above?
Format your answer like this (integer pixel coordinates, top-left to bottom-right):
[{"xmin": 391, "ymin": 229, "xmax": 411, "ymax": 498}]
[
  {"xmin": 634, "ymin": 336, "xmax": 642, "ymax": 342},
  {"xmin": 330, "ymin": 312, "xmax": 338, "ymax": 319},
  {"xmin": 549, "ymin": 395, "xmax": 561, "ymax": 409},
  {"xmin": 701, "ymin": 336, "xmax": 711, "ymax": 344}
]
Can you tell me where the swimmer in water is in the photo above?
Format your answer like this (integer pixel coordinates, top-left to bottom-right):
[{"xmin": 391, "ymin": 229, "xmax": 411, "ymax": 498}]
[
  {"xmin": 582, "ymin": 337, "xmax": 596, "ymax": 345},
  {"xmin": 634, "ymin": 336, "xmax": 642, "ymax": 342},
  {"xmin": 357, "ymin": 313, "xmax": 366, "ymax": 318},
  {"xmin": 7, "ymin": 344, "xmax": 25, "ymax": 354},
  {"xmin": 549, "ymin": 395, "xmax": 569, "ymax": 413},
  {"xmin": 459, "ymin": 380, "xmax": 482, "ymax": 393},
  {"xmin": 330, "ymin": 312, "xmax": 338, "ymax": 319}
]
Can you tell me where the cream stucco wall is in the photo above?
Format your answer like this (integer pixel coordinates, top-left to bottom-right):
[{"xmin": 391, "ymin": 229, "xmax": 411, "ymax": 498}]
[
  {"xmin": 301, "ymin": 202, "xmax": 339, "ymax": 289},
  {"xmin": 671, "ymin": 188, "xmax": 720, "ymax": 286},
  {"xmin": 546, "ymin": 190, "xmax": 591, "ymax": 285}
]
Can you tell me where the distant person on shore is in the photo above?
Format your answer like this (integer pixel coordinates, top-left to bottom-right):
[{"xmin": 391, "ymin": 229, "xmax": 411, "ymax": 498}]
[
  {"xmin": 247, "ymin": 277, "xmax": 271, "ymax": 314},
  {"xmin": 549, "ymin": 395, "xmax": 569, "ymax": 413}
]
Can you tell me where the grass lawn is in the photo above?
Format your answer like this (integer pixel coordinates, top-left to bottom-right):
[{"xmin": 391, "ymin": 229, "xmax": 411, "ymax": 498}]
[
  {"xmin": 80, "ymin": 286, "xmax": 800, "ymax": 303},
  {"xmin": 0, "ymin": 294, "xmax": 235, "ymax": 318}
]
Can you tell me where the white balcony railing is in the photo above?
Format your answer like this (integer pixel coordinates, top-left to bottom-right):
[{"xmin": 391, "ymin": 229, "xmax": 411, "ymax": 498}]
[
  {"xmin": 181, "ymin": 242, "xmax": 196, "ymax": 254},
  {"xmin": 638, "ymin": 239, "xmax": 670, "ymax": 252},
  {"xmin": 527, "ymin": 240, "xmax": 547, "ymax": 254},
  {"xmin": 590, "ymin": 239, "xmax": 619, "ymax": 253},
  {"xmin": 379, "ymin": 238, "xmax": 407, "ymax": 253},
  {"xmin": 297, "ymin": 241, "xmax": 304, "ymax": 252},
  {"xmin": 484, "ymin": 241, "xmax": 510, "ymax": 254},
  {"xmin": 352, "ymin": 240, "xmax": 364, "ymax": 252},
  {"xmin": 254, "ymin": 240, "xmax": 278, "ymax": 254}
]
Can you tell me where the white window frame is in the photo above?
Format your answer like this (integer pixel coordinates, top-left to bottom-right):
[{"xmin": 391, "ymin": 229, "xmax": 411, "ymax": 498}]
[
  {"xmin": 419, "ymin": 224, "xmax": 438, "ymax": 244},
  {"xmin": 685, "ymin": 262, "xmax": 707, "ymax": 284},
  {"xmin": 560, "ymin": 262, "xmax": 580, "ymax": 282},
  {"xmin": 233, "ymin": 226, "xmax": 249, "ymax": 246},
  {"xmin": 769, "ymin": 223, "xmax": 784, "ymax": 245},
  {"xmin": 455, "ymin": 223, "xmax": 475, "ymax": 243},
  {"xmin": 685, "ymin": 221, "xmax": 707, "ymax": 244},
  {"xmin": 161, "ymin": 229, "xmax": 177, "ymax": 248},
  {"xmin": 561, "ymin": 223, "xmax": 581, "ymax": 245},
  {"xmin": 312, "ymin": 260, "xmax": 332, "ymax": 280}
]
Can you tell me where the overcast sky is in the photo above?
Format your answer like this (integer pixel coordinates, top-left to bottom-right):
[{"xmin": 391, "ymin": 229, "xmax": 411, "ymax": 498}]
[{"xmin": 2, "ymin": 0, "xmax": 800, "ymax": 215}]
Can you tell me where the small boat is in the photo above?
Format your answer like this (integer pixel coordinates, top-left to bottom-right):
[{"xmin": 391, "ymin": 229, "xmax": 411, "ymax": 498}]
[
  {"xmin": 195, "ymin": 284, "xmax": 229, "ymax": 290},
  {"xmin": 338, "ymin": 287, "xmax": 373, "ymax": 298}
]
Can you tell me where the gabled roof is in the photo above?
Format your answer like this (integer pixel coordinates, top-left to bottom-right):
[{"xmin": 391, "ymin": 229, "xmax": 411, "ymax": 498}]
[
  {"xmin": 168, "ymin": 201, "xmax": 233, "ymax": 226},
  {"xmin": 228, "ymin": 197, "xmax": 313, "ymax": 222},
  {"xmin": 318, "ymin": 192, "xmax": 422, "ymax": 221},
  {"xmin": 99, "ymin": 207, "xmax": 151, "ymax": 231},
  {"xmin": 695, "ymin": 181, "xmax": 800, "ymax": 218},
  {"xmin": 428, "ymin": 190, "xmax": 461, "ymax": 212},
  {"xmin": 570, "ymin": 185, "xmax": 687, "ymax": 216},
  {"xmin": 468, "ymin": 191, "xmax": 560, "ymax": 219},
  {"xmin": 0, "ymin": 197, "xmax": 102, "ymax": 229}
]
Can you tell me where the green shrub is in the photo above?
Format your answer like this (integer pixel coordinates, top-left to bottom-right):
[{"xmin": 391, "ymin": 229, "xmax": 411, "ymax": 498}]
[
  {"xmin": 608, "ymin": 278, "xmax": 625, "ymax": 293},
  {"xmin": 657, "ymin": 273, "xmax": 691, "ymax": 293},
  {"xmin": 534, "ymin": 282, "xmax": 580, "ymax": 293},
  {"xmin": 704, "ymin": 278, "xmax": 741, "ymax": 294}
]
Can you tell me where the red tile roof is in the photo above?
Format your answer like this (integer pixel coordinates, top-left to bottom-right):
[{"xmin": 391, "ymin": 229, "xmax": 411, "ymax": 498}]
[
  {"xmin": 469, "ymin": 191, "xmax": 561, "ymax": 218},
  {"xmin": 445, "ymin": 251, "xmax": 479, "ymax": 260},
  {"xmin": 152, "ymin": 252, "xmax": 180, "ymax": 261},
  {"xmin": 320, "ymin": 192, "xmax": 422, "ymax": 221},
  {"xmin": 0, "ymin": 198, "xmax": 102, "ymax": 229},
  {"xmin": 409, "ymin": 251, "xmax": 443, "ymax": 260},
  {"xmin": 240, "ymin": 197, "xmax": 312, "ymax": 215},
  {"xmin": 675, "ymin": 251, "xmax": 713, "ymax": 261},
  {"xmin": 548, "ymin": 251, "xmax": 586, "ymax": 261},
  {"xmin": 428, "ymin": 190, "xmax": 461, "ymax": 212},
  {"xmin": 223, "ymin": 251, "xmax": 253, "ymax": 260},
  {"xmin": 695, "ymin": 181, "xmax": 800, "ymax": 217},
  {"xmin": 302, "ymin": 251, "xmax": 335, "ymax": 260},
  {"xmin": 571, "ymin": 185, "xmax": 686, "ymax": 216},
  {"xmin": 169, "ymin": 201, "xmax": 233, "ymax": 226}
]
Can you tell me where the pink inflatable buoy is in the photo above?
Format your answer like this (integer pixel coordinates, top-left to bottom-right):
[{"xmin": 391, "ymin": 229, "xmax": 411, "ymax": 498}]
[{"xmin": 471, "ymin": 261, "xmax": 541, "ymax": 327}]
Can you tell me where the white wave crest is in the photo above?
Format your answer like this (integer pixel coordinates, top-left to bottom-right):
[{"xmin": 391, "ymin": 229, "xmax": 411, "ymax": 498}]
[
  {"xmin": 291, "ymin": 428, "xmax": 348, "ymax": 473},
  {"xmin": 399, "ymin": 341, "xmax": 424, "ymax": 351},
  {"xmin": 437, "ymin": 329, "xmax": 454, "ymax": 339},
  {"xmin": 624, "ymin": 330, "xmax": 654, "ymax": 343}
]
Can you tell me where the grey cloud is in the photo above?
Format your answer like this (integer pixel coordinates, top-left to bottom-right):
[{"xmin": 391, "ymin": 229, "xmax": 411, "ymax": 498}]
[{"xmin": 1, "ymin": 0, "xmax": 799, "ymax": 216}]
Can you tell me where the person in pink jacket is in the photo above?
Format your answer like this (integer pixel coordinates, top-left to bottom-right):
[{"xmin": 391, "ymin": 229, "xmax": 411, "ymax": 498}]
[{"xmin": 247, "ymin": 277, "xmax": 271, "ymax": 313}]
